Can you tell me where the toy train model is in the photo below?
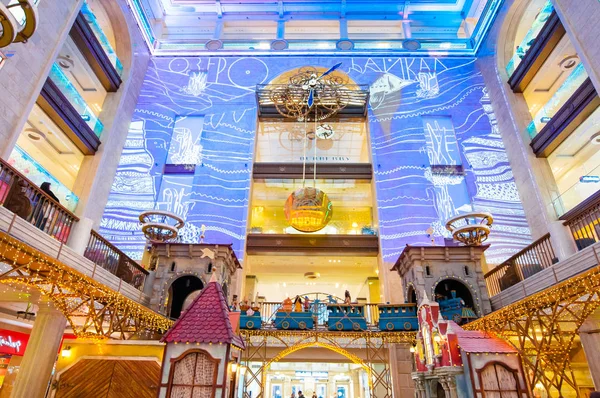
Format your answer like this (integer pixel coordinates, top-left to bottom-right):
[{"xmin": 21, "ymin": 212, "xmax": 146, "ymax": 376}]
[{"xmin": 239, "ymin": 291, "xmax": 476, "ymax": 332}]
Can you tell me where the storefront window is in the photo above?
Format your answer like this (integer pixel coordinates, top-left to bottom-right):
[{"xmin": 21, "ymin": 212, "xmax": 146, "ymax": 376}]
[
  {"xmin": 250, "ymin": 179, "xmax": 376, "ymax": 235},
  {"xmin": 256, "ymin": 120, "xmax": 370, "ymax": 164},
  {"xmin": 525, "ymin": 63, "xmax": 588, "ymax": 139},
  {"xmin": 7, "ymin": 104, "xmax": 83, "ymax": 212},
  {"xmin": 48, "ymin": 63, "xmax": 104, "ymax": 138},
  {"xmin": 57, "ymin": 35, "xmax": 109, "ymax": 120},
  {"xmin": 549, "ymin": 106, "xmax": 600, "ymax": 216},
  {"xmin": 506, "ymin": 0, "xmax": 554, "ymax": 77}
]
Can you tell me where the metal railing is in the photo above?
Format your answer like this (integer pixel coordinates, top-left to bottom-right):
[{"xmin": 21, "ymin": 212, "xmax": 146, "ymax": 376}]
[
  {"xmin": 0, "ymin": 158, "xmax": 79, "ymax": 243},
  {"xmin": 84, "ymin": 230, "xmax": 148, "ymax": 291},
  {"xmin": 484, "ymin": 233, "xmax": 557, "ymax": 297},
  {"xmin": 259, "ymin": 301, "xmax": 381, "ymax": 327},
  {"xmin": 563, "ymin": 203, "xmax": 600, "ymax": 251}
]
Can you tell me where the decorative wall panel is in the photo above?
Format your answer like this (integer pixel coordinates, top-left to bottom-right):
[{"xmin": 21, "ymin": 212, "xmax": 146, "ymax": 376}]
[{"xmin": 100, "ymin": 57, "xmax": 531, "ymax": 263}]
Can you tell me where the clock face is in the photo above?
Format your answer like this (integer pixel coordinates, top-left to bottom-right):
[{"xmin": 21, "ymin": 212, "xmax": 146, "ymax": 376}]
[{"xmin": 316, "ymin": 123, "xmax": 334, "ymax": 139}]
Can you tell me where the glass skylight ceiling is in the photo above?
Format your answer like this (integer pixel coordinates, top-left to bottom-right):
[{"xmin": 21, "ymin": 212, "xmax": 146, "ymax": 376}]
[{"xmin": 127, "ymin": 0, "xmax": 502, "ymax": 56}]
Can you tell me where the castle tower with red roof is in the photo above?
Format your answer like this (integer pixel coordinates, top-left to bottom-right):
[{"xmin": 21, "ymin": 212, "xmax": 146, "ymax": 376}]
[
  {"xmin": 158, "ymin": 272, "xmax": 245, "ymax": 398},
  {"xmin": 411, "ymin": 292, "xmax": 529, "ymax": 398}
]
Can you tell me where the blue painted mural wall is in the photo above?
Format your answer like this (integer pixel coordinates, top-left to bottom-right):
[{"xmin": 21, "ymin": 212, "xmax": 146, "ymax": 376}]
[{"xmin": 100, "ymin": 56, "xmax": 531, "ymax": 264}]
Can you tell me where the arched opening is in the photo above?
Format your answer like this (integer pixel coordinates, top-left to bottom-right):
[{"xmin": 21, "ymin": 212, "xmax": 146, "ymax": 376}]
[
  {"xmin": 168, "ymin": 275, "xmax": 204, "ymax": 319},
  {"xmin": 434, "ymin": 278, "xmax": 475, "ymax": 310},
  {"xmin": 406, "ymin": 285, "xmax": 417, "ymax": 304},
  {"xmin": 436, "ymin": 382, "xmax": 446, "ymax": 398},
  {"xmin": 245, "ymin": 342, "xmax": 378, "ymax": 398}
]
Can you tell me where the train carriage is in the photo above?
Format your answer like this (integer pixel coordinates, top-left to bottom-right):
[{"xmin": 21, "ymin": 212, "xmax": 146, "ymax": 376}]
[
  {"xmin": 327, "ymin": 304, "xmax": 367, "ymax": 331},
  {"xmin": 274, "ymin": 310, "xmax": 314, "ymax": 330},
  {"xmin": 240, "ymin": 311, "xmax": 262, "ymax": 330},
  {"xmin": 377, "ymin": 303, "xmax": 419, "ymax": 331}
]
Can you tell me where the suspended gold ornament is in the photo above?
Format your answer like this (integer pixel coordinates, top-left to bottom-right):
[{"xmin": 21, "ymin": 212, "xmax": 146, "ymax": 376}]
[{"xmin": 284, "ymin": 187, "xmax": 333, "ymax": 232}]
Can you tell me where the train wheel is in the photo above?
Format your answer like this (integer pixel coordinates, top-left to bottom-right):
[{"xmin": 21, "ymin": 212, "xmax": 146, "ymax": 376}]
[
  {"xmin": 386, "ymin": 322, "xmax": 395, "ymax": 331},
  {"xmin": 452, "ymin": 313, "xmax": 462, "ymax": 323},
  {"xmin": 403, "ymin": 322, "xmax": 412, "ymax": 331},
  {"xmin": 281, "ymin": 321, "xmax": 290, "ymax": 330},
  {"xmin": 335, "ymin": 322, "xmax": 344, "ymax": 330},
  {"xmin": 247, "ymin": 320, "xmax": 254, "ymax": 329},
  {"xmin": 352, "ymin": 322, "xmax": 361, "ymax": 331},
  {"xmin": 299, "ymin": 321, "xmax": 307, "ymax": 330}
]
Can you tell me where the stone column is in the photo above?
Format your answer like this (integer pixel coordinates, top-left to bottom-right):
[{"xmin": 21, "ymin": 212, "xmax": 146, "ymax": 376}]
[
  {"xmin": 12, "ymin": 300, "xmax": 67, "ymax": 398},
  {"xmin": 552, "ymin": 0, "xmax": 600, "ymax": 92},
  {"xmin": 65, "ymin": 216, "xmax": 94, "ymax": 255}
]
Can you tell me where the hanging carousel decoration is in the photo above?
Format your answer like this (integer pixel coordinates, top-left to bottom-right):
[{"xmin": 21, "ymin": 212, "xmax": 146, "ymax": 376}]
[
  {"xmin": 139, "ymin": 210, "xmax": 185, "ymax": 243},
  {"xmin": 0, "ymin": 0, "xmax": 38, "ymax": 48},
  {"xmin": 445, "ymin": 212, "xmax": 493, "ymax": 246}
]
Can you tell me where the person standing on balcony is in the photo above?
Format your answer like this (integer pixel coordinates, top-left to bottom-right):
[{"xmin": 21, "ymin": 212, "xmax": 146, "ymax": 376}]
[
  {"xmin": 40, "ymin": 182, "xmax": 60, "ymax": 203},
  {"xmin": 4, "ymin": 180, "xmax": 32, "ymax": 219},
  {"xmin": 35, "ymin": 182, "xmax": 60, "ymax": 231}
]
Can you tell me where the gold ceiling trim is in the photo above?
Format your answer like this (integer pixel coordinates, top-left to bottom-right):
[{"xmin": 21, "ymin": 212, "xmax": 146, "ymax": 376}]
[
  {"xmin": 0, "ymin": 231, "xmax": 173, "ymax": 339},
  {"xmin": 464, "ymin": 264, "xmax": 600, "ymax": 395}
]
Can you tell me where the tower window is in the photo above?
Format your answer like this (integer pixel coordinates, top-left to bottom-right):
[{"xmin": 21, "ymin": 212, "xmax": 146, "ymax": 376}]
[
  {"xmin": 425, "ymin": 265, "xmax": 431, "ymax": 276},
  {"xmin": 464, "ymin": 266, "xmax": 470, "ymax": 276},
  {"xmin": 170, "ymin": 261, "xmax": 176, "ymax": 272},
  {"xmin": 207, "ymin": 263, "xmax": 213, "ymax": 273}
]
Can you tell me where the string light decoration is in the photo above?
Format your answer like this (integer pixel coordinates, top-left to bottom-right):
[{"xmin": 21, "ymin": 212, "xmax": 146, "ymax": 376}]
[
  {"xmin": 464, "ymin": 263, "xmax": 600, "ymax": 396},
  {"xmin": 0, "ymin": 232, "xmax": 173, "ymax": 339}
]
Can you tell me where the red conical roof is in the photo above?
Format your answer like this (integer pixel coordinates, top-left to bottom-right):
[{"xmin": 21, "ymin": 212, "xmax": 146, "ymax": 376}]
[{"xmin": 161, "ymin": 281, "xmax": 245, "ymax": 348}]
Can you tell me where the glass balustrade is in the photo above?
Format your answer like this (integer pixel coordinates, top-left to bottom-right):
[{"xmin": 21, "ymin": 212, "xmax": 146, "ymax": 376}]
[
  {"xmin": 81, "ymin": 1, "xmax": 123, "ymax": 76},
  {"xmin": 551, "ymin": 162, "xmax": 600, "ymax": 218},
  {"xmin": 48, "ymin": 63, "xmax": 104, "ymax": 137},
  {"xmin": 526, "ymin": 63, "xmax": 588, "ymax": 139},
  {"xmin": 506, "ymin": 0, "xmax": 554, "ymax": 77}
]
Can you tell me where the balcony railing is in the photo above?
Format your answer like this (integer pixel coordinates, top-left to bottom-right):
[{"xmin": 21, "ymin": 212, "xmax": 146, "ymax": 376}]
[
  {"xmin": 84, "ymin": 230, "xmax": 148, "ymax": 291},
  {"xmin": 484, "ymin": 234, "xmax": 557, "ymax": 297},
  {"xmin": 0, "ymin": 158, "xmax": 79, "ymax": 243}
]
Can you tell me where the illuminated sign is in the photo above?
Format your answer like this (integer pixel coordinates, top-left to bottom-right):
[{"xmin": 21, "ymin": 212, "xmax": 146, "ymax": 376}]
[
  {"xmin": 295, "ymin": 371, "xmax": 328, "ymax": 378},
  {"xmin": 579, "ymin": 176, "xmax": 600, "ymax": 183},
  {"xmin": 0, "ymin": 330, "xmax": 29, "ymax": 355}
]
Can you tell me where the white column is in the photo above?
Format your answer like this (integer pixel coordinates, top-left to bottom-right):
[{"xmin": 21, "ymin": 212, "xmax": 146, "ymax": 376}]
[
  {"xmin": 66, "ymin": 216, "xmax": 94, "ymax": 255},
  {"xmin": 12, "ymin": 300, "xmax": 67, "ymax": 398},
  {"xmin": 552, "ymin": 0, "xmax": 600, "ymax": 93}
]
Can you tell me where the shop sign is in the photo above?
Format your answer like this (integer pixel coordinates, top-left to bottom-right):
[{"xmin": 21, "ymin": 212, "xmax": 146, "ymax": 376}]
[
  {"xmin": 579, "ymin": 176, "xmax": 600, "ymax": 183},
  {"xmin": 0, "ymin": 330, "xmax": 29, "ymax": 356}
]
